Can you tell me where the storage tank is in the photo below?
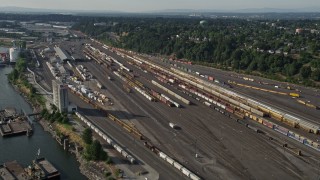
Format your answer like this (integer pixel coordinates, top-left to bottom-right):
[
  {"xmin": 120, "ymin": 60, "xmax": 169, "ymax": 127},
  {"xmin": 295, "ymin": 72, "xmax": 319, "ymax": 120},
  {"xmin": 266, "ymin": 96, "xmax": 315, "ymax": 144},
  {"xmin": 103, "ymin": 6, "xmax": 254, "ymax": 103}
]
[{"xmin": 9, "ymin": 48, "xmax": 20, "ymax": 63}]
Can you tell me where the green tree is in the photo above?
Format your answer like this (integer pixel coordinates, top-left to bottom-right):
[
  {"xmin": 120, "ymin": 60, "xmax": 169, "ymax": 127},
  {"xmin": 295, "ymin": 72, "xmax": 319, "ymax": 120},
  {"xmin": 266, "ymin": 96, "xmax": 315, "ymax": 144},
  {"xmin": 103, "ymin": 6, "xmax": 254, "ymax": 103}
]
[
  {"xmin": 300, "ymin": 66, "xmax": 311, "ymax": 79},
  {"xmin": 53, "ymin": 112, "xmax": 62, "ymax": 121},
  {"xmin": 286, "ymin": 62, "xmax": 300, "ymax": 76},
  {"xmin": 82, "ymin": 128, "xmax": 93, "ymax": 144},
  {"xmin": 15, "ymin": 57, "xmax": 26, "ymax": 73},
  {"xmin": 50, "ymin": 104, "xmax": 58, "ymax": 112},
  {"xmin": 84, "ymin": 140, "xmax": 107, "ymax": 161},
  {"xmin": 8, "ymin": 69, "xmax": 19, "ymax": 82},
  {"xmin": 62, "ymin": 117, "xmax": 69, "ymax": 124},
  {"xmin": 311, "ymin": 68, "xmax": 320, "ymax": 81},
  {"xmin": 40, "ymin": 109, "xmax": 48, "ymax": 118}
]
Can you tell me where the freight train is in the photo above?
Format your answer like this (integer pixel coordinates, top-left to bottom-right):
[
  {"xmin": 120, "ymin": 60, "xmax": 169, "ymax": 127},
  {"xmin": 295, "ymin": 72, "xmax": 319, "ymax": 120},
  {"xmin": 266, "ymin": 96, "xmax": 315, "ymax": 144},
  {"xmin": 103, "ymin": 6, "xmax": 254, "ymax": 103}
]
[
  {"xmin": 171, "ymin": 68, "xmax": 320, "ymax": 134},
  {"xmin": 249, "ymin": 116, "xmax": 320, "ymax": 152}
]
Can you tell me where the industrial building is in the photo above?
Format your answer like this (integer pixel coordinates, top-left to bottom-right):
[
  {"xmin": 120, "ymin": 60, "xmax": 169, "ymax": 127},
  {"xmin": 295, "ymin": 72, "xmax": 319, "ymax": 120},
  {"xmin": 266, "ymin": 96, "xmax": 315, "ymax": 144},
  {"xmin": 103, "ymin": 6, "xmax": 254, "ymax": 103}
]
[
  {"xmin": 0, "ymin": 47, "xmax": 8, "ymax": 62},
  {"xmin": 54, "ymin": 46, "xmax": 71, "ymax": 61},
  {"xmin": 52, "ymin": 80, "xmax": 68, "ymax": 112},
  {"xmin": 9, "ymin": 47, "xmax": 20, "ymax": 63}
]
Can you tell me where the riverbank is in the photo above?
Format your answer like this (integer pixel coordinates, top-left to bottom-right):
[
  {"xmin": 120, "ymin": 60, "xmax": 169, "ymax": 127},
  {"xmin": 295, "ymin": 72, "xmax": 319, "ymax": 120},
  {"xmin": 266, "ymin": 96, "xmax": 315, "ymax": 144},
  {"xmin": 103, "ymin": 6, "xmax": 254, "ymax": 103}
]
[
  {"xmin": 8, "ymin": 71, "xmax": 110, "ymax": 180},
  {"xmin": 38, "ymin": 119, "xmax": 112, "ymax": 180},
  {"xmin": 0, "ymin": 66, "xmax": 86, "ymax": 179}
]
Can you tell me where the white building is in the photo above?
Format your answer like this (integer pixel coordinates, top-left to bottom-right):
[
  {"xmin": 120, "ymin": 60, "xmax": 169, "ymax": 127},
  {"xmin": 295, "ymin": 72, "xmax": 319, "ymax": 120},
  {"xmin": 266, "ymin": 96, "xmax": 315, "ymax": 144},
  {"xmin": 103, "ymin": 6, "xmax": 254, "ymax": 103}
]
[
  {"xmin": 52, "ymin": 80, "xmax": 69, "ymax": 112},
  {"xmin": 9, "ymin": 47, "xmax": 20, "ymax": 63}
]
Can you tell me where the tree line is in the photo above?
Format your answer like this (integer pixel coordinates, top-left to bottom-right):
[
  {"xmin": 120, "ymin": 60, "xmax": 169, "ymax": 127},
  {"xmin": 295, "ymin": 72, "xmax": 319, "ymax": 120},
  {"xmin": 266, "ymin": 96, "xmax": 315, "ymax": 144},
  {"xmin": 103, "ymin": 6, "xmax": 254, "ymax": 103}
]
[{"xmin": 73, "ymin": 17, "xmax": 320, "ymax": 86}]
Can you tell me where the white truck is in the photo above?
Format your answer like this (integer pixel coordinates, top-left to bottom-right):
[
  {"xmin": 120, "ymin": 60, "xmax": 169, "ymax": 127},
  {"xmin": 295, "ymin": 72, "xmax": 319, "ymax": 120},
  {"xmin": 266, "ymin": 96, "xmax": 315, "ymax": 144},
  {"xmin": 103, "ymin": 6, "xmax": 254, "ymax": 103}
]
[{"xmin": 169, "ymin": 122, "xmax": 178, "ymax": 129}]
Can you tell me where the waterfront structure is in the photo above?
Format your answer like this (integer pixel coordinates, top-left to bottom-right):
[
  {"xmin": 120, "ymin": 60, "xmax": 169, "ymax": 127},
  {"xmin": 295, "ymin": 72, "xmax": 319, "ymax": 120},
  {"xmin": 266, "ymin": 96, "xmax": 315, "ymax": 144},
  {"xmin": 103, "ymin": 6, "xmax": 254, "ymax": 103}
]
[
  {"xmin": 0, "ymin": 158, "xmax": 60, "ymax": 180},
  {"xmin": 0, "ymin": 47, "xmax": 8, "ymax": 62},
  {"xmin": 52, "ymin": 80, "xmax": 68, "ymax": 112},
  {"xmin": 9, "ymin": 47, "xmax": 20, "ymax": 63},
  {"xmin": 0, "ymin": 107, "xmax": 33, "ymax": 137}
]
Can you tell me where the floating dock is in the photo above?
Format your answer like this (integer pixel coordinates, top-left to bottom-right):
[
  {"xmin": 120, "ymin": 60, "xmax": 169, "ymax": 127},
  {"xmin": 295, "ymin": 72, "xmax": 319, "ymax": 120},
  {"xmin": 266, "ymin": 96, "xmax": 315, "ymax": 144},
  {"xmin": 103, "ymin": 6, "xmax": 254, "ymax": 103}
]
[
  {"xmin": 26, "ymin": 158, "xmax": 61, "ymax": 179},
  {"xmin": 0, "ymin": 158, "xmax": 60, "ymax": 180},
  {"xmin": 0, "ymin": 108, "xmax": 33, "ymax": 137},
  {"xmin": 0, "ymin": 160, "xmax": 29, "ymax": 180}
]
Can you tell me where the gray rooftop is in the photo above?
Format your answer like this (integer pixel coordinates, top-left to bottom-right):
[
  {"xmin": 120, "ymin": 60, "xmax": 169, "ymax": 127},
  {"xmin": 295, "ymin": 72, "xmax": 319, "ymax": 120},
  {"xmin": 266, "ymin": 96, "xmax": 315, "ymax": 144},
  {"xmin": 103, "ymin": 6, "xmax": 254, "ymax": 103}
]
[{"xmin": 54, "ymin": 46, "xmax": 71, "ymax": 61}]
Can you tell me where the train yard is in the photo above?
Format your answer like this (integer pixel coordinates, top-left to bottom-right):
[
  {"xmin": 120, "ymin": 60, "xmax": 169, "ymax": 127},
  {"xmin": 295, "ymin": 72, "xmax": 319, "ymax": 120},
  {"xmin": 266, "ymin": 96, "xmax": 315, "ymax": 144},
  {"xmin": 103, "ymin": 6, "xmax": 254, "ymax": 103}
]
[{"xmin": 31, "ymin": 38, "xmax": 320, "ymax": 180}]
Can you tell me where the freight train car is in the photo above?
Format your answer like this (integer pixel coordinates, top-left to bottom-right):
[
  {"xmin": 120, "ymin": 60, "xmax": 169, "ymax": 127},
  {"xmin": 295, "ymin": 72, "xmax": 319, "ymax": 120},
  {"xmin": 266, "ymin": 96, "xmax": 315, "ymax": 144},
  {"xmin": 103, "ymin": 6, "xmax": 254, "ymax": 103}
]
[{"xmin": 170, "ymin": 67, "xmax": 319, "ymax": 134}]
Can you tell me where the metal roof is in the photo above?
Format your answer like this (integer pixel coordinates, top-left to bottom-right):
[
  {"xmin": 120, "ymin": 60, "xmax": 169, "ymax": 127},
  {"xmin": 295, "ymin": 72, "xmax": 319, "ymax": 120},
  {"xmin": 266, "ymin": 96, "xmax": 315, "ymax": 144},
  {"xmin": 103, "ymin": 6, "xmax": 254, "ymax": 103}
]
[{"xmin": 54, "ymin": 46, "xmax": 71, "ymax": 60}]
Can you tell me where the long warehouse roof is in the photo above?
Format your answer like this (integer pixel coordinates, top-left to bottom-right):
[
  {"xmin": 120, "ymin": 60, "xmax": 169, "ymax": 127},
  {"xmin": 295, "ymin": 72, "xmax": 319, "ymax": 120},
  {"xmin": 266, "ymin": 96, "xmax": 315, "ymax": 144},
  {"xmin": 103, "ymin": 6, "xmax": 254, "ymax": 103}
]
[{"xmin": 54, "ymin": 46, "xmax": 71, "ymax": 60}]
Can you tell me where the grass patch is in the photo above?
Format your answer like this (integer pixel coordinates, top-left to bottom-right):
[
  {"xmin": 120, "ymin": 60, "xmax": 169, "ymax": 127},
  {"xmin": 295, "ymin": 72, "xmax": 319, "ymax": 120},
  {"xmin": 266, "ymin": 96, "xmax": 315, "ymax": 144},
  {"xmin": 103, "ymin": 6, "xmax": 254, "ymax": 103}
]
[{"xmin": 55, "ymin": 123, "xmax": 86, "ymax": 147}]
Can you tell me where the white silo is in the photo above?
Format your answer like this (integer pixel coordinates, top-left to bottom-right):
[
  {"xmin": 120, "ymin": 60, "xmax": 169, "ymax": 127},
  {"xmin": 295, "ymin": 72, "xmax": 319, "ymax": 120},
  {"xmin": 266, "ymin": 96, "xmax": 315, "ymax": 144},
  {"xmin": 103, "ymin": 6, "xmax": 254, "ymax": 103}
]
[{"xmin": 9, "ymin": 48, "xmax": 20, "ymax": 63}]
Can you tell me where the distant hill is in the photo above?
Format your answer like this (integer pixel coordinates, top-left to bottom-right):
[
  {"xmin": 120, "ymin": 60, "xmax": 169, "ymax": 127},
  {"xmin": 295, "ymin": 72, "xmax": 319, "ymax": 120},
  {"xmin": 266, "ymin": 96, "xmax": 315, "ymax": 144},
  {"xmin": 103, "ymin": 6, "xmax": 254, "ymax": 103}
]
[
  {"xmin": 0, "ymin": 6, "xmax": 319, "ymax": 15},
  {"xmin": 0, "ymin": 6, "xmax": 63, "ymax": 13},
  {"xmin": 0, "ymin": 6, "xmax": 122, "ymax": 14},
  {"xmin": 233, "ymin": 7, "xmax": 320, "ymax": 13},
  {"xmin": 151, "ymin": 7, "xmax": 320, "ymax": 13}
]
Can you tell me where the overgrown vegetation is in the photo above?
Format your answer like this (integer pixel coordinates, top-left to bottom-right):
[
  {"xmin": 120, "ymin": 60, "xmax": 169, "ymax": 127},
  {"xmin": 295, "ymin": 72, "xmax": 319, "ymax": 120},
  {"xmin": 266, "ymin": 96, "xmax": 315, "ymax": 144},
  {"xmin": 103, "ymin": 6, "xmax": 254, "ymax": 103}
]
[
  {"xmin": 73, "ymin": 17, "xmax": 320, "ymax": 87},
  {"xmin": 40, "ymin": 106, "xmax": 69, "ymax": 124},
  {"xmin": 8, "ymin": 55, "xmax": 46, "ymax": 107},
  {"xmin": 81, "ymin": 128, "xmax": 93, "ymax": 144},
  {"xmin": 80, "ymin": 127, "xmax": 108, "ymax": 161},
  {"xmin": 83, "ymin": 139, "xmax": 108, "ymax": 161}
]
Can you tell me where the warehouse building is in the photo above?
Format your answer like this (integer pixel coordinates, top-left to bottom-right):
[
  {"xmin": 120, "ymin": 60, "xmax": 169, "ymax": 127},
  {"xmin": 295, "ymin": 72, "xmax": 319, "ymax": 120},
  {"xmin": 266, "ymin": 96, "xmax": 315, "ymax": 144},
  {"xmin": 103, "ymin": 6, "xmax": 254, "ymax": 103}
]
[{"xmin": 54, "ymin": 46, "xmax": 71, "ymax": 61}]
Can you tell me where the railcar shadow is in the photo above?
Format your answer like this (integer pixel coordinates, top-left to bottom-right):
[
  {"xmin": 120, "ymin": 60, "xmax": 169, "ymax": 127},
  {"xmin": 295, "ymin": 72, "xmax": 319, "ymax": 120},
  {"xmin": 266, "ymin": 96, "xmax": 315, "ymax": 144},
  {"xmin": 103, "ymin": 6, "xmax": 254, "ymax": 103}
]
[{"xmin": 78, "ymin": 107, "xmax": 146, "ymax": 120}]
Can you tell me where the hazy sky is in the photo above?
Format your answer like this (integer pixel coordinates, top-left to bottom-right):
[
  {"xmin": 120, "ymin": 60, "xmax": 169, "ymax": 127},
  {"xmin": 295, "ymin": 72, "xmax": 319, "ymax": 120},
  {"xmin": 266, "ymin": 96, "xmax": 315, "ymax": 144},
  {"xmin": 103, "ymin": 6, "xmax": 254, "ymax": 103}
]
[{"xmin": 1, "ymin": 0, "xmax": 320, "ymax": 12}]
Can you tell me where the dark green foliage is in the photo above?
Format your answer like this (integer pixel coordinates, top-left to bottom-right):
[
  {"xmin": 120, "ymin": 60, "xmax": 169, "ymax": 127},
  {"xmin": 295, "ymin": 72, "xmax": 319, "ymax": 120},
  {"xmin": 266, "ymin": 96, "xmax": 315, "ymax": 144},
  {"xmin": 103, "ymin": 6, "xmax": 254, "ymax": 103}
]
[
  {"xmin": 311, "ymin": 68, "xmax": 320, "ymax": 81},
  {"xmin": 300, "ymin": 66, "xmax": 311, "ymax": 79},
  {"xmin": 7, "ymin": 56, "xmax": 46, "ymax": 106},
  {"xmin": 105, "ymin": 157, "xmax": 113, "ymax": 164},
  {"xmin": 71, "ymin": 17, "xmax": 320, "ymax": 87},
  {"xmin": 84, "ymin": 140, "xmax": 108, "ymax": 161},
  {"xmin": 15, "ymin": 57, "xmax": 26, "ymax": 73},
  {"xmin": 114, "ymin": 169, "xmax": 121, "ymax": 178},
  {"xmin": 41, "ymin": 108, "xmax": 69, "ymax": 124},
  {"xmin": 40, "ymin": 109, "xmax": 49, "ymax": 118},
  {"xmin": 7, "ymin": 69, "xmax": 19, "ymax": 82},
  {"xmin": 82, "ymin": 128, "xmax": 93, "ymax": 145},
  {"xmin": 105, "ymin": 171, "xmax": 112, "ymax": 177}
]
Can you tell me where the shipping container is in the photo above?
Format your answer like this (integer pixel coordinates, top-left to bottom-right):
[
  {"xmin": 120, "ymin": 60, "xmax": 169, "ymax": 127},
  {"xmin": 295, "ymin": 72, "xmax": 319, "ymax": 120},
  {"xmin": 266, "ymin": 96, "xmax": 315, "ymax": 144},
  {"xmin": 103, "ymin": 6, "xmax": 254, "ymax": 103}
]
[
  {"xmin": 289, "ymin": 93, "xmax": 300, "ymax": 98},
  {"xmin": 247, "ymin": 124, "xmax": 260, "ymax": 133},
  {"xmin": 173, "ymin": 161, "xmax": 183, "ymax": 170},
  {"xmin": 240, "ymin": 103, "xmax": 251, "ymax": 111},
  {"xmin": 204, "ymin": 101, "xmax": 211, "ymax": 107},
  {"xmin": 190, "ymin": 173, "xmax": 201, "ymax": 180},
  {"xmin": 165, "ymin": 157, "xmax": 174, "ymax": 165},
  {"xmin": 250, "ymin": 108, "xmax": 265, "ymax": 117},
  {"xmin": 251, "ymin": 114, "xmax": 258, "ymax": 121},
  {"xmin": 181, "ymin": 168, "xmax": 191, "ymax": 177},
  {"xmin": 237, "ymin": 119, "xmax": 248, "ymax": 126},
  {"xmin": 234, "ymin": 111, "xmax": 245, "ymax": 119},
  {"xmin": 274, "ymin": 125, "xmax": 289, "ymax": 135},
  {"xmin": 312, "ymin": 142, "xmax": 320, "ymax": 150},
  {"xmin": 226, "ymin": 107, "xmax": 234, "ymax": 114},
  {"xmin": 262, "ymin": 119, "xmax": 274, "ymax": 129},
  {"xmin": 159, "ymin": 152, "xmax": 167, "ymax": 159}
]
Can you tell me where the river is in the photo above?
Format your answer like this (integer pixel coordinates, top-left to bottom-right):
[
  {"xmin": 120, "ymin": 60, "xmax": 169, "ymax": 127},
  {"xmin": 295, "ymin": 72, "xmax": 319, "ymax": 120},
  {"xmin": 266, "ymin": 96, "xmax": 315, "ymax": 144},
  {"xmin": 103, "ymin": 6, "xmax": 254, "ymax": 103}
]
[{"xmin": 0, "ymin": 66, "xmax": 86, "ymax": 179}]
